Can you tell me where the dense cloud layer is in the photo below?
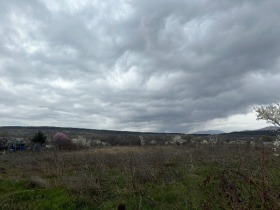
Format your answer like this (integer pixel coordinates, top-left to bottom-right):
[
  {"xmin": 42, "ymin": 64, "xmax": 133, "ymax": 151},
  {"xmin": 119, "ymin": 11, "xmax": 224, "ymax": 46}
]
[{"xmin": 1, "ymin": 0, "xmax": 279, "ymax": 132}]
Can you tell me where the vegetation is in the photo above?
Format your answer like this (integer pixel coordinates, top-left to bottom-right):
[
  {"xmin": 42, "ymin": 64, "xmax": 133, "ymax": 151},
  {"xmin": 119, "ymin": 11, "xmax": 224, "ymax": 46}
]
[
  {"xmin": 0, "ymin": 144, "xmax": 279, "ymax": 209},
  {"xmin": 31, "ymin": 131, "xmax": 47, "ymax": 145},
  {"xmin": 256, "ymin": 102, "xmax": 280, "ymax": 126},
  {"xmin": 52, "ymin": 132, "xmax": 75, "ymax": 150}
]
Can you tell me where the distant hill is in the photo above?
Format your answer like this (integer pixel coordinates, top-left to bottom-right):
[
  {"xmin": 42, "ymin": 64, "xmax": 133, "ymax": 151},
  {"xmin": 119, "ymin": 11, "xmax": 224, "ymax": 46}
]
[
  {"xmin": 225, "ymin": 129, "xmax": 279, "ymax": 137},
  {"xmin": 1, "ymin": 125, "xmax": 279, "ymax": 139},
  {"xmin": 191, "ymin": 130, "xmax": 224, "ymax": 135},
  {"xmin": 226, "ymin": 126, "xmax": 280, "ymax": 135},
  {"xmin": 0, "ymin": 126, "xmax": 186, "ymax": 146},
  {"xmin": 256, "ymin": 126, "xmax": 280, "ymax": 131},
  {"xmin": 0, "ymin": 126, "xmax": 184, "ymax": 137},
  {"xmin": 192, "ymin": 126, "xmax": 280, "ymax": 136}
]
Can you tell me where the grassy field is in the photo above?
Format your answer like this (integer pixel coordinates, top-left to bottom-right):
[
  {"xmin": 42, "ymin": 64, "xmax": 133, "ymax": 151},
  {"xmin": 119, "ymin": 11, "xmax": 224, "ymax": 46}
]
[{"xmin": 0, "ymin": 144, "xmax": 280, "ymax": 209}]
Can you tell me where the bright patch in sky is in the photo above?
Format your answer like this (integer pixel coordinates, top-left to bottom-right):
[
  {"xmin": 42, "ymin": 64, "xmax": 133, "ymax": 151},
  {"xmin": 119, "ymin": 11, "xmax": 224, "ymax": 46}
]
[{"xmin": 197, "ymin": 111, "xmax": 268, "ymax": 133}]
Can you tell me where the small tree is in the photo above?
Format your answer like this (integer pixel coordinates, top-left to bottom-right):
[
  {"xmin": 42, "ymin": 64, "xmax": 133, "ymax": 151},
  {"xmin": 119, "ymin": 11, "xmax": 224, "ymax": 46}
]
[
  {"xmin": 255, "ymin": 102, "xmax": 280, "ymax": 126},
  {"xmin": 52, "ymin": 132, "xmax": 74, "ymax": 150},
  {"xmin": 31, "ymin": 131, "xmax": 47, "ymax": 145}
]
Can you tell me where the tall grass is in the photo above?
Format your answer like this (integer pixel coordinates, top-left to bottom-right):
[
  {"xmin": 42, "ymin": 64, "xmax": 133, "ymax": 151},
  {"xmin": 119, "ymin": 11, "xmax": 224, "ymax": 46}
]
[{"xmin": 0, "ymin": 144, "xmax": 279, "ymax": 209}]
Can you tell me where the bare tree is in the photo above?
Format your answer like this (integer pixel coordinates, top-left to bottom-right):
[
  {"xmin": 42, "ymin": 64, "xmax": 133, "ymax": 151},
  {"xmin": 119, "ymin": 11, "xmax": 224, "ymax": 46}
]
[{"xmin": 255, "ymin": 102, "xmax": 280, "ymax": 126}]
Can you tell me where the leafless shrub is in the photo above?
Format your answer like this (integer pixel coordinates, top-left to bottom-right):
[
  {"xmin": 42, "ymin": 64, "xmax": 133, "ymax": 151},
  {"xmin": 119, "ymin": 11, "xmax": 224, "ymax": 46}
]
[{"xmin": 1, "ymin": 144, "xmax": 279, "ymax": 208}]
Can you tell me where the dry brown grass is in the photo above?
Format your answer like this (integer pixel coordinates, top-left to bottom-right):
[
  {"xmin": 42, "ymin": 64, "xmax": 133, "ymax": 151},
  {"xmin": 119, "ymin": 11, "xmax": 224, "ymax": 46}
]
[{"xmin": 1, "ymin": 144, "xmax": 280, "ymax": 209}]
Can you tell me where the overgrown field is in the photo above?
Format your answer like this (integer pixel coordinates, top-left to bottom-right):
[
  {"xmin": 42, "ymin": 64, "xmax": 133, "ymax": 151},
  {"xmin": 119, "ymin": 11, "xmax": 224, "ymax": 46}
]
[{"xmin": 0, "ymin": 145, "xmax": 279, "ymax": 209}]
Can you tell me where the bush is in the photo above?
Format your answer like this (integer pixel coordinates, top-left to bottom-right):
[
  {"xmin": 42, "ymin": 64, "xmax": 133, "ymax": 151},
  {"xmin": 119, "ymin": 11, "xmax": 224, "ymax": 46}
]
[
  {"xmin": 52, "ymin": 132, "xmax": 76, "ymax": 150},
  {"xmin": 31, "ymin": 131, "xmax": 47, "ymax": 145}
]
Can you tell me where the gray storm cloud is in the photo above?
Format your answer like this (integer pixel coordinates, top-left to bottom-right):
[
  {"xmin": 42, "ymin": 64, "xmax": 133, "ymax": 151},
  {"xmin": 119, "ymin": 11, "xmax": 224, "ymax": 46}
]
[{"xmin": 0, "ymin": 0, "xmax": 280, "ymax": 132}]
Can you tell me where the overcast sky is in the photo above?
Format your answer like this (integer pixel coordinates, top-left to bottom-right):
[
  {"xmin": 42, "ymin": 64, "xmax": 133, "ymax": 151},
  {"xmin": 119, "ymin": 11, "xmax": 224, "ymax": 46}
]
[{"xmin": 1, "ymin": 0, "xmax": 279, "ymax": 133}]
